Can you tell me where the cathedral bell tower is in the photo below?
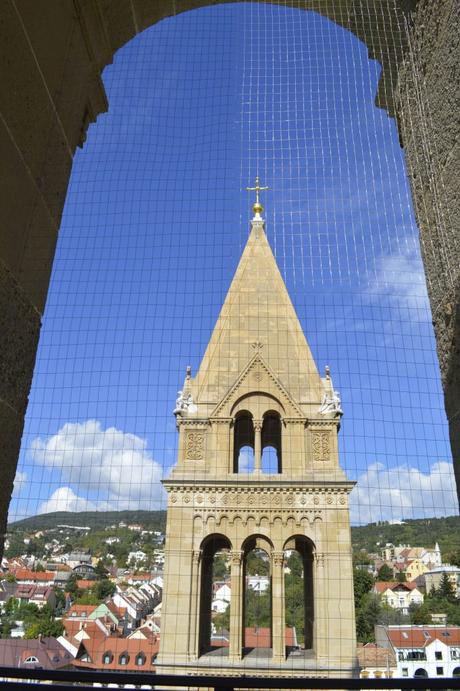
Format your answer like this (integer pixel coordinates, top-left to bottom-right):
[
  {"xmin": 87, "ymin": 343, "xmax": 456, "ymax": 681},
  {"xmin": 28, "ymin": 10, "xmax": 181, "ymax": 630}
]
[{"xmin": 156, "ymin": 184, "xmax": 357, "ymax": 679}]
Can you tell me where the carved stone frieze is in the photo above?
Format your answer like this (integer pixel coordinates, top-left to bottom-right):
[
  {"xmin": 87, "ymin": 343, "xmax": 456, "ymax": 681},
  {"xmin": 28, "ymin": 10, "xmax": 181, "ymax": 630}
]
[
  {"xmin": 185, "ymin": 431, "xmax": 204, "ymax": 460},
  {"xmin": 166, "ymin": 484, "xmax": 352, "ymax": 512},
  {"xmin": 312, "ymin": 431, "xmax": 330, "ymax": 462}
]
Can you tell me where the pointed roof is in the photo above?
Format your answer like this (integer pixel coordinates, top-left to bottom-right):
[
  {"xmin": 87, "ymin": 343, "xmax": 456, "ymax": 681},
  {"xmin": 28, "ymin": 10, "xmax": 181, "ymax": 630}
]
[{"xmin": 191, "ymin": 216, "xmax": 323, "ymax": 408}]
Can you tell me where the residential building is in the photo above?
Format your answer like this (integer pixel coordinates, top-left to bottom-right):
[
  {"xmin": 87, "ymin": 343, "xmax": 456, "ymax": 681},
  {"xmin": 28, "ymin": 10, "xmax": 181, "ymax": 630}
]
[
  {"xmin": 424, "ymin": 566, "xmax": 460, "ymax": 597},
  {"xmin": 0, "ymin": 637, "xmax": 73, "ymax": 673},
  {"xmin": 74, "ymin": 634, "xmax": 160, "ymax": 673},
  {"xmin": 375, "ymin": 624, "xmax": 460, "ymax": 679},
  {"xmin": 357, "ymin": 642, "xmax": 397, "ymax": 680},
  {"xmin": 373, "ymin": 582, "xmax": 424, "ymax": 614}
]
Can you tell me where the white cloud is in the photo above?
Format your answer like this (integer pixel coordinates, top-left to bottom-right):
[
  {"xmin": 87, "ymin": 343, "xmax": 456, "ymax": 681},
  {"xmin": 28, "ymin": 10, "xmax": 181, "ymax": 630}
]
[
  {"xmin": 12, "ymin": 471, "xmax": 27, "ymax": 495},
  {"xmin": 351, "ymin": 460, "xmax": 458, "ymax": 525},
  {"xmin": 39, "ymin": 487, "xmax": 97, "ymax": 514},
  {"xmin": 30, "ymin": 420, "xmax": 165, "ymax": 511},
  {"xmin": 366, "ymin": 245, "xmax": 430, "ymax": 319}
]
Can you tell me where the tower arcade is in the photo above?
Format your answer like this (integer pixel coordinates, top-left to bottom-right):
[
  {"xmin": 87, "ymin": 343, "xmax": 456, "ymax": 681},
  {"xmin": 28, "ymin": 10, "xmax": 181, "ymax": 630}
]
[{"xmin": 156, "ymin": 194, "xmax": 357, "ymax": 678}]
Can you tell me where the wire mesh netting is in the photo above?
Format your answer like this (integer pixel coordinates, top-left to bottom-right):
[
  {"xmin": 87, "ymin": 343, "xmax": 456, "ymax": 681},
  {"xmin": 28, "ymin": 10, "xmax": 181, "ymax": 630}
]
[{"xmin": 4, "ymin": 1, "xmax": 459, "ymax": 683}]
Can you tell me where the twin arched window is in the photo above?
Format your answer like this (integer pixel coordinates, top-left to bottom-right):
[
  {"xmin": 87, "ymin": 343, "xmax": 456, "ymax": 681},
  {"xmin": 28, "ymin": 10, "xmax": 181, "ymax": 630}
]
[{"xmin": 233, "ymin": 411, "xmax": 282, "ymax": 473}]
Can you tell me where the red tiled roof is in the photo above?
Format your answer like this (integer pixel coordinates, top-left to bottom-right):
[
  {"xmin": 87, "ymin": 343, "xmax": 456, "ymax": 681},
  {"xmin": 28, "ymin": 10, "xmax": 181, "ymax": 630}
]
[
  {"xmin": 374, "ymin": 581, "xmax": 419, "ymax": 593},
  {"xmin": 74, "ymin": 634, "xmax": 160, "ymax": 671},
  {"xmin": 12, "ymin": 569, "xmax": 55, "ymax": 582},
  {"xmin": 65, "ymin": 604, "xmax": 97, "ymax": 619},
  {"xmin": 357, "ymin": 643, "xmax": 396, "ymax": 669},
  {"xmin": 388, "ymin": 627, "xmax": 460, "ymax": 648},
  {"xmin": 211, "ymin": 627, "xmax": 296, "ymax": 649},
  {"xmin": 76, "ymin": 580, "xmax": 94, "ymax": 590}
]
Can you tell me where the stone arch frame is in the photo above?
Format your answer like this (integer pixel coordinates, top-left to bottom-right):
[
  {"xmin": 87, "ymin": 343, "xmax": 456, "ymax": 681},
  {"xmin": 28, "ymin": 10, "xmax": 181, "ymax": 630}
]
[
  {"xmin": 241, "ymin": 534, "xmax": 274, "ymax": 652},
  {"xmin": 198, "ymin": 533, "xmax": 232, "ymax": 655},
  {"xmin": 233, "ymin": 409, "xmax": 255, "ymax": 473},
  {"xmin": 231, "ymin": 394, "xmax": 286, "ymax": 474},
  {"xmin": 1, "ymin": 0, "xmax": 459, "ymax": 557},
  {"xmin": 261, "ymin": 409, "xmax": 282, "ymax": 473},
  {"xmin": 283, "ymin": 534, "xmax": 316, "ymax": 650}
]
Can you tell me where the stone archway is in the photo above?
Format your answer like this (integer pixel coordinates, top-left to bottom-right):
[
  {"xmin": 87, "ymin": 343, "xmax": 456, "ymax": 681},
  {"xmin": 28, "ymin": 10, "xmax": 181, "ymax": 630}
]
[{"xmin": 1, "ymin": 0, "xmax": 459, "ymax": 555}]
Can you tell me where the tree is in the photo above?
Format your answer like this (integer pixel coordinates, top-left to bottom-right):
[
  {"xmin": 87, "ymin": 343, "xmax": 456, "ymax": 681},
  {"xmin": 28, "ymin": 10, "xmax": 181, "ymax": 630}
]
[
  {"xmin": 93, "ymin": 579, "xmax": 116, "ymax": 600},
  {"xmin": 24, "ymin": 618, "xmax": 64, "ymax": 639},
  {"xmin": 74, "ymin": 592, "xmax": 99, "ymax": 605},
  {"xmin": 439, "ymin": 572, "xmax": 457, "ymax": 601},
  {"xmin": 213, "ymin": 553, "xmax": 229, "ymax": 580},
  {"xmin": 245, "ymin": 588, "xmax": 271, "ymax": 627},
  {"xmin": 94, "ymin": 560, "xmax": 109, "ymax": 580},
  {"xmin": 356, "ymin": 594, "xmax": 381, "ymax": 643},
  {"xmin": 376, "ymin": 564, "xmax": 394, "ymax": 581},
  {"xmin": 353, "ymin": 569, "xmax": 374, "ymax": 602},
  {"xmin": 213, "ymin": 604, "xmax": 230, "ymax": 632},
  {"xmin": 66, "ymin": 573, "xmax": 81, "ymax": 598},
  {"xmin": 286, "ymin": 551, "xmax": 303, "ymax": 578}
]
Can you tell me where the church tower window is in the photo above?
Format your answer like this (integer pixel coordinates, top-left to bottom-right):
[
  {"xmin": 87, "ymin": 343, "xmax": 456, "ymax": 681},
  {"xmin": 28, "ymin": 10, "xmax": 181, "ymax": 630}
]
[{"xmin": 233, "ymin": 411, "xmax": 255, "ymax": 473}]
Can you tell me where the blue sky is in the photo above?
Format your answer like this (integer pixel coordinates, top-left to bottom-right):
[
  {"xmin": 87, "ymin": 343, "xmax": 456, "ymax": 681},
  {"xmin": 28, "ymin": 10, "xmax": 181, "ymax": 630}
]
[{"xmin": 10, "ymin": 3, "xmax": 457, "ymax": 525}]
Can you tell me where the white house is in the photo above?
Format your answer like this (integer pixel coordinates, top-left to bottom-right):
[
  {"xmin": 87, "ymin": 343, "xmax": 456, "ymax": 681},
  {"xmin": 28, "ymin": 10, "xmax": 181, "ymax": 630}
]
[
  {"xmin": 127, "ymin": 550, "xmax": 147, "ymax": 564},
  {"xmin": 214, "ymin": 584, "xmax": 231, "ymax": 602},
  {"xmin": 373, "ymin": 582, "xmax": 424, "ymax": 615},
  {"xmin": 212, "ymin": 598, "xmax": 230, "ymax": 614},
  {"xmin": 376, "ymin": 625, "xmax": 460, "ymax": 680}
]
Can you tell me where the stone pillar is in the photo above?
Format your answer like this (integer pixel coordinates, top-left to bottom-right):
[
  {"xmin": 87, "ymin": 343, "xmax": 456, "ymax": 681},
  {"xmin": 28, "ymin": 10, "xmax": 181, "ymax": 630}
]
[
  {"xmin": 254, "ymin": 420, "xmax": 262, "ymax": 472},
  {"xmin": 314, "ymin": 552, "xmax": 328, "ymax": 661},
  {"xmin": 188, "ymin": 549, "xmax": 202, "ymax": 660},
  {"xmin": 271, "ymin": 550, "xmax": 285, "ymax": 662},
  {"xmin": 228, "ymin": 550, "xmax": 244, "ymax": 661}
]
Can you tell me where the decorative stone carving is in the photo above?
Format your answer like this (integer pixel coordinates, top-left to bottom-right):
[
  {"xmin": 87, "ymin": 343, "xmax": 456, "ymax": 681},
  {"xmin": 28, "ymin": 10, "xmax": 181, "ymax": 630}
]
[
  {"xmin": 318, "ymin": 365, "xmax": 343, "ymax": 417},
  {"xmin": 312, "ymin": 431, "xmax": 330, "ymax": 462},
  {"xmin": 272, "ymin": 550, "xmax": 284, "ymax": 567},
  {"xmin": 174, "ymin": 390, "xmax": 197, "ymax": 416},
  {"xmin": 185, "ymin": 431, "xmax": 204, "ymax": 460},
  {"xmin": 230, "ymin": 550, "xmax": 243, "ymax": 566}
]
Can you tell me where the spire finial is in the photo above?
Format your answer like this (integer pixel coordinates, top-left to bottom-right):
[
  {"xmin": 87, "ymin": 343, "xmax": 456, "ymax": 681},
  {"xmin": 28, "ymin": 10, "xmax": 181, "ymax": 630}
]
[{"xmin": 246, "ymin": 176, "xmax": 269, "ymax": 218}]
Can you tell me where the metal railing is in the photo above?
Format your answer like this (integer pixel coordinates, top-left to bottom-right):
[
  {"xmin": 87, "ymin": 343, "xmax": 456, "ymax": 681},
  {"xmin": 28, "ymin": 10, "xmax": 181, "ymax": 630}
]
[{"xmin": 0, "ymin": 668, "xmax": 460, "ymax": 690}]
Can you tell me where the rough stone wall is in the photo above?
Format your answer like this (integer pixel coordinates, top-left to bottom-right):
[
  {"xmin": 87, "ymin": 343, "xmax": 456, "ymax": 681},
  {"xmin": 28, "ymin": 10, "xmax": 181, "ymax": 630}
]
[
  {"xmin": 0, "ymin": 0, "xmax": 458, "ymax": 555},
  {"xmin": 396, "ymin": 0, "xmax": 460, "ymax": 497}
]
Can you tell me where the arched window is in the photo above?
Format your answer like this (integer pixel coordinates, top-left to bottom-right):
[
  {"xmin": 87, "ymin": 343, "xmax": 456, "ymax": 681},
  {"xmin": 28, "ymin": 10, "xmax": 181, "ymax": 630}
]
[
  {"xmin": 284, "ymin": 536, "xmax": 315, "ymax": 654},
  {"xmin": 413, "ymin": 668, "xmax": 428, "ymax": 678},
  {"xmin": 261, "ymin": 412, "xmax": 281, "ymax": 473},
  {"xmin": 102, "ymin": 651, "xmax": 113, "ymax": 664},
  {"xmin": 135, "ymin": 652, "xmax": 146, "ymax": 666},
  {"xmin": 118, "ymin": 651, "xmax": 130, "ymax": 665},
  {"xmin": 23, "ymin": 656, "xmax": 39, "ymax": 664},
  {"xmin": 233, "ymin": 412, "xmax": 254, "ymax": 472},
  {"xmin": 198, "ymin": 534, "xmax": 232, "ymax": 656},
  {"xmin": 453, "ymin": 666, "xmax": 460, "ymax": 677}
]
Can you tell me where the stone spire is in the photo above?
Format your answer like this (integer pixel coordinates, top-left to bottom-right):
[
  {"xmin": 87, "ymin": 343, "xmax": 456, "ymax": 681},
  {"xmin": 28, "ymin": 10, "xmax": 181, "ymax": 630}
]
[{"xmin": 189, "ymin": 194, "xmax": 324, "ymax": 413}]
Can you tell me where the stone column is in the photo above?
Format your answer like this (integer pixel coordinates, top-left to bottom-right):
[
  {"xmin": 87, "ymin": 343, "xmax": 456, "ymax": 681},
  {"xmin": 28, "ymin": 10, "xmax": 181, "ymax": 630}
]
[
  {"xmin": 188, "ymin": 549, "xmax": 202, "ymax": 660},
  {"xmin": 271, "ymin": 550, "xmax": 285, "ymax": 662},
  {"xmin": 254, "ymin": 420, "xmax": 262, "ymax": 472},
  {"xmin": 314, "ymin": 552, "xmax": 328, "ymax": 661},
  {"xmin": 228, "ymin": 550, "xmax": 244, "ymax": 661}
]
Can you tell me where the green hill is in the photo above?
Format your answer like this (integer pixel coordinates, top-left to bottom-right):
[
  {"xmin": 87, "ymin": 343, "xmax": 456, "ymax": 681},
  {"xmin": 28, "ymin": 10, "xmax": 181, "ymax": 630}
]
[
  {"xmin": 8, "ymin": 510, "xmax": 167, "ymax": 533},
  {"xmin": 351, "ymin": 515, "xmax": 460, "ymax": 557},
  {"xmin": 8, "ymin": 511, "xmax": 460, "ymax": 559}
]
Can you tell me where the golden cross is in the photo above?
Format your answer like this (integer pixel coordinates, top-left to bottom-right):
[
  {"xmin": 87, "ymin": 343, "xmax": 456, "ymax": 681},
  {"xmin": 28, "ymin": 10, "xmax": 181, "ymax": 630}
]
[{"xmin": 246, "ymin": 176, "xmax": 269, "ymax": 206}]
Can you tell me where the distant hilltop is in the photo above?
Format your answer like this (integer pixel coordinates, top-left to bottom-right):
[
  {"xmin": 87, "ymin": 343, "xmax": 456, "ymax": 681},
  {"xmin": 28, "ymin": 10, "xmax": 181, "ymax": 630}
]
[
  {"xmin": 7, "ymin": 511, "xmax": 460, "ymax": 555},
  {"xmin": 8, "ymin": 510, "xmax": 167, "ymax": 533}
]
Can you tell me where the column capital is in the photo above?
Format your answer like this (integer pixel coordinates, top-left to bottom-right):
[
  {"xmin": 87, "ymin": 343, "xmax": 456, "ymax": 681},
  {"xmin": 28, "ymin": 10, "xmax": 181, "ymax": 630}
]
[
  {"xmin": 253, "ymin": 419, "xmax": 262, "ymax": 431},
  {"xmin": 271, "ymin": 550, "xmax": 285, "ymax": 567},
  {"xmin": 229, "ymin": 550, "xmax": 244, "ymax": 566},
  {"xmin": 192, "ymin": 549, "xmax": 202, "ymax": 565},
  {"xmin": 315, "ymin": 552, "xmax": 326, "ymax": 567}
]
